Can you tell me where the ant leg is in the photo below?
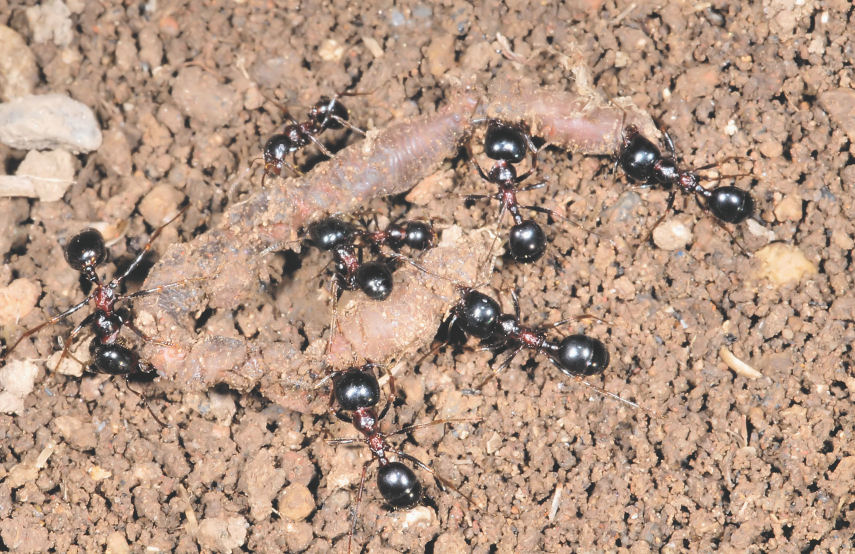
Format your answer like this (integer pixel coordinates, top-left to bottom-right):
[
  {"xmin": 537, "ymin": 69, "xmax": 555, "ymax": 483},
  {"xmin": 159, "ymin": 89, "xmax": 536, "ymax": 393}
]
[
  {"xmin": 326, "ymin": 437, "xmax": 366, "ymax": 446},
  {"xmin": 517, "ymin": 181, "xmax": 547, "ymax": 193},
  {"xmin": 546, "ymin": 313, "xmax": 612, "ymax": 329},
  {"xmin": 125, "ymin": 321, "xmax": 173, "ymax": 347},
  {"xmin": 713, "ymin": 219, "xmax": 751, "ymax": 257},
  {"xmin": 121, "ymin": 276, "xmax": 211, "ymax": 301},
  {"xmin": 637, "ymin": 190, "xmax": 677, "ymax": 248},
  {"xmin": 305, "ymin": 133, "xmax": 336, "ymax": 158},
  {"xmin": 346, "ymin": 459, "xmax": 374, "ymax": 554},
  {"xmin": 52, "ymin": 313, "xmax": 96, "ymax": 371},
  {"xmin": 477, "ymin": 345, "xmax": 523, "ymax": 388},
  {"xmin": 390, "ymin": 417, "xmax": 481, "ymax": 437},
  {"xmin": 109, "ymin": 205, "xmax": 189, "ymax": 287},
  {"xmin": 694, "ymin": 155, "xmax": 748, "ymax": 172},
  {"xmin": 334, "ymin": 410, "xmax": 354, "ymax": 424},
  {"xmin": 2, "ymin": 294, "xmax": 95, "ymax": 359},
  {"xmin": 395, "ymin": 451, "xmax": 478, "ymax": 507},
  {"xmin": 261, "ymin": 92, "xmax": 300, "ymax": 125},
  {"xmin": 547, "ymin": 360, "xmax": 660, "ymax": 418},
  {"xmin": 124, "ymin": 379, "xmax": 169, "ymax": 427},
  {"xmin": 329, "ymin": 115, "xmax": 367, "ymax": 136}
]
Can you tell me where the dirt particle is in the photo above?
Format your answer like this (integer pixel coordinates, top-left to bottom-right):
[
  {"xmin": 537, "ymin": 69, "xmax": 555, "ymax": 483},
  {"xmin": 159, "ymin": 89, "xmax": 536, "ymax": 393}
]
[
  {"xmin": 652, "ymin": 219, "xmax": 693, "ymax": 250},
  {"xmin": 138, "ymin": 185, "xmax": 184, "ymax": 227},
  {"xmin": 0, "ymin": 26, "xmax": 38, "ymax": 101},
  {"xmin": 754, "ymin": 243, "xmax": 817, "ymax": 286},
  {"xmin": 87, "ymin": 465, "xmax": 112, "ymax": 481},
  {"xmin": 25, "ymin": 0, "xmax": 73, "ymax": 47},
  {"xmin": 53, "ymin": 415, "xmax": 97, "ymax": 451},
  {"xmin": 99, "ymin": 128, "xmax": 133, "ymax": 176},
  {"xmin": 196, "ymin": 516, "xmax": 248, "ymax": 552},
  {"xmin": 0, "ymin": 278, "xmax": 41, "ymax": 327},
  {"xmin": 818, "ymin": 88, "xmax": 855, "ymax": 139},
  {"xmin": 277, "ymin": 483, "xmax": 315, "ymax": 521},
  {"xmin": 171, "ymin": 67, "xmax": 239, "ymax": 128},
  {"xmin": 318, "ymin": 39, "xmax": 345, "ymax": 62},
  {"xmin": 0, "ymin": 359, "xmax": 38, "ymax": 414},
  {"xmin": 773, "ymin": 193, "xmax": 802, "ymax": 222},
  {"xmin": 105, "ymin": 531, "xmax": 130, "ymax": 554},
  {"xmin": 12, "ymin": 149, "xmax": 76, "ymax": 202}
]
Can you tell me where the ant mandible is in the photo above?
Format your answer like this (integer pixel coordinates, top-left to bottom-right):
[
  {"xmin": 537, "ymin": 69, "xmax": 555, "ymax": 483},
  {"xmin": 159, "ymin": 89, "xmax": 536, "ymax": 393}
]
[
  {"xmin": 618, "ymin": 123, "xmax": 754, "ymax": 228},
  {"xmin": 1, "ymin": 207, "xmax": 198, "ymax": 421},
  {"xmin": 465, "ymin": 120, "xmax": 558, "ymax": 263},
  {"xmin": 262, "ymin": 92, "xmax": 367, "ymax": 181},
  {"xmin": 317, "ymin": 363, "xmax": 477, "ymax": 554}
]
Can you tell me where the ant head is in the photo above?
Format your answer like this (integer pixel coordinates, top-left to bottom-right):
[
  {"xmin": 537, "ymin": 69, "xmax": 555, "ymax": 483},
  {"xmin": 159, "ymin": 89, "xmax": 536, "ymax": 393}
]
[
  {"xmin": 507, "ymin": 220, "xmax": 546, "ymax": 263},
  {"xmin": 65, "ymin": 228, "xmax": 107, "ymax": 273},
  {"xmin": 619, "ymin": 129, "xmax": 661, "ymax": 182},
  {"xmin": 402, "ymin": 221, "xmax": 435, "ymax": 250},
  {"xmin": 355, "ymin": 261, "xmax": 394, "ymax": 300},
  {"xmin": 333, "ymin": 368, "xmax": 381, "ymax": 411},
  {"xmin": 377, "ymin": 461, "xmax": 422, "ymax": 508},
  {"xmin": 484, "ymin": 121, "xmax": 528, "ymax": 164},
  {"xmin": 308, "ymin": 218, "xmax": 355, "ymax": 250},
  {"xmin": 458, "ymin": 290, "xmax": 502, "ymax": 339},
  {"xmin": 311, "ymin": 96, "xmax": 349, "ymax": 130},
  {"xmin": 554, "ymin": 334, "xmax": 609, "ymax": 376},
  {"xmin": 707, "ymin": 186, "xmax": 754, "ymax": 224},
  {"xmin": 91, "ymin": 343, "xmax": 144, "ymax": 375},
  {"xmin": 263, "ymin": 134, "xmax": 293, "ymax": 167}
]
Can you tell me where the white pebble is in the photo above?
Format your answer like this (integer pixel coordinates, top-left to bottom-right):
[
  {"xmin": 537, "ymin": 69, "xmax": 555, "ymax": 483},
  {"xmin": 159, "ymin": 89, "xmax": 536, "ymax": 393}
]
[
  {"xmin": 0, "ymin": 25, "xmax": 38, "ymax": 101},
  {"xmin": 0, "ymin": 94, "xmax": 102, "ymax": 152},
  {"xmin": 0, "ymin": 359, "xmax": 39, "ymax": 414},
  {"xmin": 2, "ymin": 149, "xmax": 76, "ymax": 201},
  {"xmin": 652, "ymin": 219, "xmax": 693, "ymax": 250}
]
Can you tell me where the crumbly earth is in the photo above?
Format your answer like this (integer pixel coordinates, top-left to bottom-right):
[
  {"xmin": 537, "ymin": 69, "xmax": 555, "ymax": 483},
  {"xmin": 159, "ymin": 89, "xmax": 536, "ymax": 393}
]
[{"xmin": 1, "ymin": 1, "xmax": 853, "ymax": 553}]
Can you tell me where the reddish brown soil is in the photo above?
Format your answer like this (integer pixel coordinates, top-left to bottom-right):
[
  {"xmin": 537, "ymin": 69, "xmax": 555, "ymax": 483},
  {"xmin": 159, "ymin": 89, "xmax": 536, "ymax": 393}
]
[{"xmin": 1, "ymin": 1, "xmax": 853, "ymax": 553}]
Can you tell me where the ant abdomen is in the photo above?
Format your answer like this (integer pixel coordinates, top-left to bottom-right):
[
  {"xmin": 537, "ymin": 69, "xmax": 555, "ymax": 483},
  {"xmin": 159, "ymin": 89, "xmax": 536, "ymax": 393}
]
[
  {"xmin": 377, "ymin": 462, "xmax": 423, "ymax": 508},
  {"xmin": 333, "ymin": 369, "xmax": 381, "ymax": 411},
  {"xmin": 508, "ymin": 220, "xmax": 546, "ymax": 263},
  {"xmin": 551, "ymin": 334, "xmax": 609, "ymax": 377},
  {"xmin": 355, "ymin": 262, "xmax": 394, "ymax": 300},
  {"xmin": 65, "ymin": 229, "xmax": 107, "ymax": 272},
  {"xmin": 90, "ymin": 343, "xmax": 144, "ymax": 376},
  {"xmin": 707, "ymin": 186, "xmax": 754, "ymax": 224}
]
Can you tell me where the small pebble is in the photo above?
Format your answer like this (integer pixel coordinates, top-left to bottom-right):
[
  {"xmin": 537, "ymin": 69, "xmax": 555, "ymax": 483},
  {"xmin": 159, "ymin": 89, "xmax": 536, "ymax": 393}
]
[
  {"xmin": 105, "ymin": 531, "xmax": 130, "ymax": 554},
  {"xmin": 773, "ymin": 194, "xmax": 802, "ymax": 222},
  {"xmin": 402, "ymin": 506, "xmax": 435, "ymax": 529},
  {"xmin": 196, "ymin": 516, "xmax": 248, "ymax": 552},
  {"xmin": 652, "ymin": 219, "xmax": 693, "ymax": 250},
  {"xmin": 0, "ymin": 359, "xmax": 38, "ymax": 414},
  {"xmin": 87, "ymin": 465, "xmax": 112, "ymax": 481},
  {"xmin": 26, "ymin": 0, "xmax": 73, "ymax": 47},
  {"xmin": 277, "ymin": 483, "xmax": 315, "ymax": 521},
  {"xmin": 0, "ymin": 278, "xmax": 41, "ymax": 326},
  {"xmin": 0, "ymin": 94, "xmax": 102, "ymax": 152},
  {"xmin": 0, "ymin": 26, "xmax": 38, "ymax": 101},
  {"xmin": 9, "ymin": 149, "xmax": 76, "ymax": 201},
  {"xmin": 754, "ymin": 243, "xmax": 817, "ymax": 286},
  {"xmin": 99, "ymin": 128, "xmax": 133, "ymax": 176},
  {"xmin": 53, "ymin": 415, "xmax": 97, "ymax": 450},
  {"xmin": 138, "ymin": 185, "xmax": 184, "ymax": 227},
  {"xmin": 171, "ymin": 67, "xmax": 239, "ymax": 127},
  {"xmin": 819, "ymin": 88, "xmax": 855, "ymax": 139},
  {"xmin": 318, "ymin": 39, "xmax": 344, "ymax": 62}
]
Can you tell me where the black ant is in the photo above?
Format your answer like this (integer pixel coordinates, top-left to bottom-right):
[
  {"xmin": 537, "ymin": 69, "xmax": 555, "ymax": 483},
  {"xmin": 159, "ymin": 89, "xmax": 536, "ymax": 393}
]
[
  {"xmin": 316, "ymin": 363, "xmax": 477, "ymax": 554},
  {"xmin": 306, "ymin": 217, "xmax": 395, "ymax": 301},
  {"xmin": 618, "ymin": 123, "xmax": 754, "ymax": 233},
  {"xmin": 465, "ymin": 120, "xmax": 559, "ymax": 263},
  {"xmin": 1, "ymin": 207, "xmax": 198, "ymax": 423},
  {"xmin": 445, "ymin": 289, "xmax": 610, "ymax": 387},
  {"xmin": 262, "ymin": 92, "xmax": 366, "ymax": 181}
]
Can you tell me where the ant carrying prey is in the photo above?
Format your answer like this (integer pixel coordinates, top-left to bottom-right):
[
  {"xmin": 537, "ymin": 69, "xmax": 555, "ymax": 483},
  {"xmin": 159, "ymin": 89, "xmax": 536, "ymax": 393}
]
[
  {"xmin": 316, "ymin": 363, "xmax": 477, "ymax": 554},
  {"xmin": 261, "ymin": 91, "xmax": 367, "ymax": 182},
  {"xmin": 617, "ymin": 123, "xmax": 754, "ymax": 238}
]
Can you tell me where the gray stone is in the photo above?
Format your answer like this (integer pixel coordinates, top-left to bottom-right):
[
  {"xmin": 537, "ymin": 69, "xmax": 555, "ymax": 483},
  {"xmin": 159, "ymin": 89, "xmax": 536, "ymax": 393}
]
[{"xmin": 0, "ymin": 94, "xmax": 102, "ymax": 152}]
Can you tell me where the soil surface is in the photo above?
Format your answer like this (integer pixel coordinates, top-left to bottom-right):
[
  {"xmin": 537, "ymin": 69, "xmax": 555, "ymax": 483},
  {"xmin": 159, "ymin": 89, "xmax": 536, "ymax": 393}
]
[{"xmin": 2, "ymin": 1, "xmax": 854, "ymax": 553}]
